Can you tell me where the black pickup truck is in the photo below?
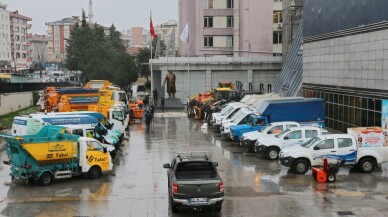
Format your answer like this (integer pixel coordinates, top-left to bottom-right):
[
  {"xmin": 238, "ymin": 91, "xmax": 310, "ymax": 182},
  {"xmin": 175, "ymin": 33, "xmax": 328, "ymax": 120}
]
[{"xmin": 163, "ymin": 152, "xmax": 224, "ymax": 212}]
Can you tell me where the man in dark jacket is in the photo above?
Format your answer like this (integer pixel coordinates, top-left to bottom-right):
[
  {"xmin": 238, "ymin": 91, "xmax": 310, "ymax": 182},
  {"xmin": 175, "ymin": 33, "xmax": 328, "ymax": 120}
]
[{"xmin": 144, "ymin": 110, "xmax": 152, "ymax": 134}]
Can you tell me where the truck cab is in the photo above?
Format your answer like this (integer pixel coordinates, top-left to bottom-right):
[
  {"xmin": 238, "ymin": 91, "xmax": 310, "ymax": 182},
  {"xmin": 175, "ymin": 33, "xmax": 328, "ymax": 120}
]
[
  {"xmin": 280, "ymin": 132, "xmax": 388, "ymax": 174},
  {"xmin": 220, "ymin": 108, "xmax": 254, "ymax": 137},
  {"xmin": 229, "ymin": 114, "xmax": 268, "ymax": 141},
  {"xmin": 239, "ymin": 121, "xmax": 300, "ymax": 152},
  {"xmin": 213, "ymin": 103, "xmax": 245, "ymax": 128},
  {"xmin": 255, "ymin": 126, "xmax": 322, "ymax": 160}
]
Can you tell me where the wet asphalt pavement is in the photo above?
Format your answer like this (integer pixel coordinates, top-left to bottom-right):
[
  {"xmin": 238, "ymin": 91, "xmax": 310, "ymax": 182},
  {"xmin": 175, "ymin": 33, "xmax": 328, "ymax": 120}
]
[{"xmin": 0, "ymin": 112, "xmax": 388, "ymax": 217}]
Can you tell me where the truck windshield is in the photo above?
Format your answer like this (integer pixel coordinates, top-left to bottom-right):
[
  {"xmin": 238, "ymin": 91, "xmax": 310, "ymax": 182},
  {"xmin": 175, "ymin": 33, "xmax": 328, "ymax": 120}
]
[
  {"xmin": 112, "ymin": 111, "xmax": 124, "ymax": 121},
  {"xmin": 230, "ymin": 110, "xmax": 244, "ymax": 121},
  {"xmin": 233, "ymin": 112, "xmax": 249, "ymax": 123},
  {"xmin": 302, "ymin": 137, "xmax": 321, "ymax": 148},
  {"xmin": 275, "ymin": 129, "xmax": 291, "ymax": 138},
  {"xmin": 175, "ymin": 162, "xmax": 216, "ymax": 179},
  {"xmin": 220, "ymin": 105, "xmax": 231, "ymax": 114}
]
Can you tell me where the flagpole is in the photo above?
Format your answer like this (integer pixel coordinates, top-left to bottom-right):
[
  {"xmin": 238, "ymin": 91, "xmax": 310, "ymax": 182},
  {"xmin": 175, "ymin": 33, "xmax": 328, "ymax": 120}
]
[
  {"xmin": 150, "ymin": 10, "xmax": 154, "ymax": 103},
  {"xmin": 187, "ymin": 39, "xmax": 190, "ymax": 97}
]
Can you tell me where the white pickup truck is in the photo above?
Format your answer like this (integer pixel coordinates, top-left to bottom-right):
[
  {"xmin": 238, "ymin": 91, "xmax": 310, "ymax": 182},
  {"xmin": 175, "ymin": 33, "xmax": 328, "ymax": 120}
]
[
  {"xmin": 255, "ymin": 126, "xmax": 323, "ymax": 160},
  {"xmin": 239, "ymin": 122, "xmax": 300, "ymax": 152},
  {"xmin": 213, "ymin": 103, "xmax": 246, "ymax": 129},
  {"xmin": 220, "ymin": 108, "xmax": 253, "ymax": 137},
  {"xmin": 279, "ymin": 129, "xmax": 388, "ymax": 174}
]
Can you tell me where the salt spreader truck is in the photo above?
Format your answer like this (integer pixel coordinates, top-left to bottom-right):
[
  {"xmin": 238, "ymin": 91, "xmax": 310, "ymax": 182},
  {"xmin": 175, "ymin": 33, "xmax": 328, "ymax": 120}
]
[
  {"xmin": 229, "ymin": 98, "xmax": 325, "ymax": 141},
  {"xmin": 1, "ymin": 125, "xmax": 113, "ymax": 186}
]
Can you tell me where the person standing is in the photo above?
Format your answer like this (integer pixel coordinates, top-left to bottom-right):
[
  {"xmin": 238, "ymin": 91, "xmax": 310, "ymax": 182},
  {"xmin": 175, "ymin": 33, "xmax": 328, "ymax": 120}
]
[
  {"xmin": 161, "ymin": 97, "xmax": 165, "ymax": 112},
  {"xmin": 152, "ymin": 89, "xmax": 158, "ymax": 105},
  {"xmin": 144, "ymin": 110, "xmax": 152, "ymax": 134},
  {"xmin": 138, "ymin": 98, "xmax": 144, "ymax": 109}
]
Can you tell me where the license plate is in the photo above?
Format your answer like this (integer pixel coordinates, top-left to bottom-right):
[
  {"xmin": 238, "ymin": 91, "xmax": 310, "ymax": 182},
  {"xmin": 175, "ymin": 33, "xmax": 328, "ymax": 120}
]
[{"xmin": 190, "ymin": 198, "xmax": 207, "ymax": 203}]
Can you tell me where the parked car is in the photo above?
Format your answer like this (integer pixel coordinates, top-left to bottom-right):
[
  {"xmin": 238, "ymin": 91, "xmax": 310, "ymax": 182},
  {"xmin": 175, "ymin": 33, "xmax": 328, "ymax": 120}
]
[{"xmin": 163, "ymin": 152, "xmax": 224, "ymax": 212}]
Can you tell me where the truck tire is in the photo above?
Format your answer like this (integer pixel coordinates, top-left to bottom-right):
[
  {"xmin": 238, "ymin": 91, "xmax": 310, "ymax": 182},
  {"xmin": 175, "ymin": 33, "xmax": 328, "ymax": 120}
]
[
  {"xmin": 169, "ymin": 195, "xmax": 178, "ymax": 213},
  {"xmin": 267, "ymin": 147, "xmax": 279, "ymax": 160},
  {"xmin": 39, "ymin": 172, "xmax": 53, "ymax": 186},
  {"xmin": 88, "ymin": 166, "xmax": 101, "ymax": 179},
  {"xmin": 292, "ymin": 159, "xmax": 309, "ymax": 174},
  {"xmin": 214, "ymin": 205, "xmax": 222, "ymax": 212},
  {"xmin": 358, "ymin": 158, "xmax": 376, "ymax": 173}
]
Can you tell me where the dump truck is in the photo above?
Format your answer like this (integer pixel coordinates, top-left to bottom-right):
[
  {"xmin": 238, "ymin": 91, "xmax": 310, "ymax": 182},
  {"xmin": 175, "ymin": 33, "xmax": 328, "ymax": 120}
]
[{"xmin": 2, "ymin": 125, "xmax": 113, "ymax": 186}]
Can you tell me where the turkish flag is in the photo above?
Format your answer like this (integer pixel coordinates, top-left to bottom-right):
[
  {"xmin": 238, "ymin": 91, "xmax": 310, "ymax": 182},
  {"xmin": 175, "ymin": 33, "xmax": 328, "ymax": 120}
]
[{"xmin": 150, "ymin": 17, "xmax": 157, "ymax": 38}]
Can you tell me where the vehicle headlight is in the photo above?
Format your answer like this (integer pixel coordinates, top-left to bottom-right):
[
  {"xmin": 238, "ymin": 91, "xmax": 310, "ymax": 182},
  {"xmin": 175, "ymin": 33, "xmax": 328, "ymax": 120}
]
[
  {"xmin": 281, "ymin": 152, "xmax": 292, "ymax": 157},
  {"xmin": 255, "ymin": 140, "xmax": 260, "ymax": 146}
]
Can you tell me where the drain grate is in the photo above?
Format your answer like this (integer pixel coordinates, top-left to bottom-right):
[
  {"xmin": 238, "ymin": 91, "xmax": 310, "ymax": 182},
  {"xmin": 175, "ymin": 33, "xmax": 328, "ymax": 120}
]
[{"xmin": 337, "ymin": 211, "xmax": 355, "ymax": 216}]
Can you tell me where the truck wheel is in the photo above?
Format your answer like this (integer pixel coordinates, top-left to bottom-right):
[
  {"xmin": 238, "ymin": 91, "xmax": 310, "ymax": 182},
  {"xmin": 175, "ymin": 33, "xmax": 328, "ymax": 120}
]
[
  {"xmin": 39, "ymin": 172, "xmax": 53, "ymax": 186},
  {"xmin": 169, "ymin": 195, "xmax": 178, "ymax": 213},
  {"xmin": 358, "ymin": 158, "xmax": 376, "ymax": 173},
  {"xmin": 88, "ymin": 166, "xmax": 101, "ymax": 179},
  {"xmin": 248, "ymin": 142, "xmax": 255, "ymax": 153},
  {"xmin": 327, "ymin": 174, "xmax": 336, "ymax": 182},
  {"xmin": 292, "ymin": 159, "xmax": 309, "ymax": 174},
  {"xmin": 214, "ymin": 205, "xmax": 222, "ymax": 212},
  {"xmin": 267, "ymin": 148, "xmax": 279, "ymax": 160}
]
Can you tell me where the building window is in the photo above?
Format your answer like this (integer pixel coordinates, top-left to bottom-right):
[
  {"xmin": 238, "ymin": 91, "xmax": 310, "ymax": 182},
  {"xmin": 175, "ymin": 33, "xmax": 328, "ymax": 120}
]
[
  {"xmin": 15, "ymin": 35, "xmax": 20, "ymax": 41},
  {"xmin": 22, "ymin": 45, "xmax": 26, "ymax": 50},
  {"xmin": 273, "ymin": 32, "xmax": 282, "ymax": 44},
  {"xmin": 21, "ymin": 28, "xmax": 25, "ymax": 33},
  {"xmin": 227, "ymin": 0, "xmax": 234, "ymax": 8},
  {"xmin": 16, "ymin": 53, "xmax": 20, "ymax": 58},
  {"xmin": 22, "ymin": 53, "xmax": 26, "ymax": 59},
  {"xmin": 227, "ymin": 16, "xmax": 234, "ymax": 28},
  {"xmin": 226, "ymin": 36, "xmax": 233, "ymax": 47},
  {"xmin": 204, "ymin": 0, "xmax": 213, "ymax": 8},
  {"xmin": 204, "ymin": 16, "xmax": 213, "ymax": 28},
  {"xmin": 15, "ymin": 26, "xmax": 19, "ymax": 32},
  {"xmin": 21, "ymin": 36, "xmax": 25, "ymax": 42},
  {"xmin": 273, "ymin": 11, "xmax": 282, "ymax": 24},
  {"xmin": 204, "ymin": 36, "xmax": 213, "ymax": 47},
  {"xmin": 16, "ymin": 44, "xmax": 20, "ymax": 50},
  {"xmin": 273, "ymin": 0, "xmax": 283, "ymax": 2}
]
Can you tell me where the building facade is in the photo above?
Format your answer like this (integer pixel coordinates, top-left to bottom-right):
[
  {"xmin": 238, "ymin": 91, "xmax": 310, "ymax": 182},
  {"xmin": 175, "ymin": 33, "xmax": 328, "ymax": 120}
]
[
  {"xmin": 302, "ymin": 0, "xmax": 388, "ymax": 132},
  {"xmin": 130, "ymin": 27, "xmax": 149, "ymax": 48},
  {"xmin": 178, "ymin": 0, "xmax": 274, "ymax": 57},
  {"xmin": 10, "ymin": 10, "xmax": 32, "ymax": 72},
  {"xmin": 272, "ymin": 0, "xmax": 283, "ymax": 56},
  {"xmin": 0, "ymin": 3, "xmax": 11, "ymax": 67},
  {"xmin": 45, "ymin": 16, "xmax": 80, "ymax": 63},
  {"xmin": 154, "ymin": 20, "xmax": 178, "ymax": 56},
  {"xmin": 28, "ymin": 34, "xmax": 47, "ymax": 64},
  {"xmin": 282, "ymin": 0, "xmax": 303, "ymax": 60}
]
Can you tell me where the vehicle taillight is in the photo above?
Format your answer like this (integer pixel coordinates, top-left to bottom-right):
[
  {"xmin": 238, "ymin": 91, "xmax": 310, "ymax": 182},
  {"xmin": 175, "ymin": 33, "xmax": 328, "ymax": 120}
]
[
  {"xmin": 172, "ymin": 182, "xmax": 178, "ymax": 193},
  {"xmin": 219, "ymin": 181, "xmax": 224, "ymax": 193}
]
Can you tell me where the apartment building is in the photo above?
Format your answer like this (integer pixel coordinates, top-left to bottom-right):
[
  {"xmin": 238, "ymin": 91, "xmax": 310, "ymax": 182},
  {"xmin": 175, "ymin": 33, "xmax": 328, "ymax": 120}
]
[
  {"xmin": 0, "ymin": 3, "xmax": 10, "ymax": 66},
  {"xmin": 273, "ymin": 0, "xmax": 283, "ymax": 56},
  {"xmin": 45, "ymin": 16, "xmax": 80, "ymax": 62},
  {"xmin": 10, "ymin": 10, "xmax": 32, "ymax": 71},
  {"xmin": 29, "ymin": 34, "xmax": 47, "ymax": 63},
  {"xmin": 179, "ymin": 0, "xmax": 273, "ymax": 57}
]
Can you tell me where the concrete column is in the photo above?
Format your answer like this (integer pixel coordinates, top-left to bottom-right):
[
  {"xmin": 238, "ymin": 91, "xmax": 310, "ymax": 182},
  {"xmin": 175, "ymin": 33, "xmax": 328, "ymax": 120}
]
[
  {"xmin": 205, "ymin": 69, "xmax": 212, "ymax": 90},
  {"xmin": 161, "ymin": 69, "xmax": 168, "ymax": 99},
  {"xmin": 247, "ymin": 69, "xmax": 253, "ymax": 89}
]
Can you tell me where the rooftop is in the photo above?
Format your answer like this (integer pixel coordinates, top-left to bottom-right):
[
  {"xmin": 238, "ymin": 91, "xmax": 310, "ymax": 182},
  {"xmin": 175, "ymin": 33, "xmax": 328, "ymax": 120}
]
[{"xmin": 10, "ymin": 11, "xmax": 32, "ymax": 21}]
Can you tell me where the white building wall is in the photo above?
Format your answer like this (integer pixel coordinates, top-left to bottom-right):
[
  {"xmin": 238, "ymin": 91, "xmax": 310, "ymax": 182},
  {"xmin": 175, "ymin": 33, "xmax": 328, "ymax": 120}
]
[
  {"xmin": 303, "ymin": 28, "xmax": 388, "ymax": 90},
  {"xmin": 0, "ymin": 92, "xmax": 33, "ymax": 115},
  {"xmin": 0, "ymin": 8, "xmax": 10, "ymax": 62}
]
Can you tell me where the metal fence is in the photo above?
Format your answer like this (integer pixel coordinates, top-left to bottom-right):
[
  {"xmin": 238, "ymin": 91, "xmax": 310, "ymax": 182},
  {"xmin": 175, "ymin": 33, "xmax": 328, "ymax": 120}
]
[{"xmin": 0, "ymin": 82, "xmax": 72, "ymax": 94}]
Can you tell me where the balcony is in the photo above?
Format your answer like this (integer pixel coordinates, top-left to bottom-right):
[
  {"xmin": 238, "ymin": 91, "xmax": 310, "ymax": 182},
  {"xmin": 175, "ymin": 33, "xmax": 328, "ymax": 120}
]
[{"xmin": 26, "ymin": 24, "xmax": 32, "ymax": 29}]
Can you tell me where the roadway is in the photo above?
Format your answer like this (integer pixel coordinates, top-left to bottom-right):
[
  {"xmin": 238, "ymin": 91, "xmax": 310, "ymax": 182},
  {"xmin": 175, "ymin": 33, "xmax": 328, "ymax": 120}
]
[{"xmin": 0, "ymin": 112, "xmax": 388, "ymax": 217}]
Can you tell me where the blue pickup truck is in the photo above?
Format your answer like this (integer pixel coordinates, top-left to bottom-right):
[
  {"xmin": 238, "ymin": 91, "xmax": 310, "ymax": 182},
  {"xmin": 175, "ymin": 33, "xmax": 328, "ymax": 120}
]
[{"xmin": 229, "ymin": 98, "xmax": 325, "ymax": 141}]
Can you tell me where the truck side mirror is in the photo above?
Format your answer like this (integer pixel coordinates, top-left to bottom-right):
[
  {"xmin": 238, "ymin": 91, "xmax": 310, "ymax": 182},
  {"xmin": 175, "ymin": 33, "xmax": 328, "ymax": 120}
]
[
  {"xmin": 313, "ymin": 146, "xmax": 320, "ymax": 150},
  {"xmin": 163, "ymin": 163, "xmax": 171, "ymax": 168},
  {"xmin": 213, "ymin": 162, "xmax": 219, "ymax": 167},
  {"xmin": 267, "ymin": 131, "xmax": 272, "ymax": 134},
  {"xmin": 284, "ymin": 136, "xmax": 289, "ymax": 140},
  {"xmin": 103, "ymin": 147, "xmax": 107, "ymax": 153}
]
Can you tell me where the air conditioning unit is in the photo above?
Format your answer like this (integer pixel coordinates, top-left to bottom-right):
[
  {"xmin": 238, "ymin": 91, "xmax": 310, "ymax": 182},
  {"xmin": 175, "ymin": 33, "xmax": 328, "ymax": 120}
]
[{"xmin": 278, "ymin": 23, "xmax": 283, "ymax": 28}]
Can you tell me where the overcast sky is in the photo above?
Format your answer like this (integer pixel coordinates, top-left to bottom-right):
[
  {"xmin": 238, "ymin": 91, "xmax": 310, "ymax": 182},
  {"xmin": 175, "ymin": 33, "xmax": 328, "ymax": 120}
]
[{"xmin": 2, "ymin": 0, "xmax": 178, "ymax": 34}]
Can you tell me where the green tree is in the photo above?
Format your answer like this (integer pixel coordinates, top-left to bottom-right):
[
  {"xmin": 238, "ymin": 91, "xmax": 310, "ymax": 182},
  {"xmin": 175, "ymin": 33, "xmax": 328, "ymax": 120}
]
[
  {"xmin": 135, "ymin": 37, "xmax": 166, "ymax": 81},
  {"xmin": 65, "ymin": 10, "xmax": 138, "ymax": 87}
]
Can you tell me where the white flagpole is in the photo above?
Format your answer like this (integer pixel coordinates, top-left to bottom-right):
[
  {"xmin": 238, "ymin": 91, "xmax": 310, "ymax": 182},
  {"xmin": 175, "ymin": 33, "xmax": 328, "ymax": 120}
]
[
  {"xmin": 187, "ymin": 39, "xmax": 190, "ymax": 97},
  {"xmin": 150, "ymin": 11, "xmax": 154, "ymax": 103}
]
